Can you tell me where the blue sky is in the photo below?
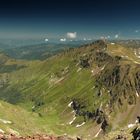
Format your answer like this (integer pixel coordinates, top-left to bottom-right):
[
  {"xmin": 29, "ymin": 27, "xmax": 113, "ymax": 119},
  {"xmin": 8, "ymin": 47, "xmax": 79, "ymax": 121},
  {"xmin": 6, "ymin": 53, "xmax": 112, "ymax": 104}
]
[{"xmin": 0, "ymin": 0, "xmax": 140, "ymax": 39}]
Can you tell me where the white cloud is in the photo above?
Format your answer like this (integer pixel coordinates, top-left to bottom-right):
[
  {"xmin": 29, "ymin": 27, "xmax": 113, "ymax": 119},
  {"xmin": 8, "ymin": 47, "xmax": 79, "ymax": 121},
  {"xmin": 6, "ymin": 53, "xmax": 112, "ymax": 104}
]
[
  {"xmin": 45, "ymin": 38, "xmax": 49, "ymax": 42},
  {"xmin": 111, "ymin": 42, "xmax": 115, "ymax": 45},
  {"xmin": 83, "ymin": 38, "xmax": 87, "ymax": 41},
  {"xmin": 115, "ymin": 34, "xmax": 119, "ymax": 39},
  {"xmin": 100, "ymin": 36, "xmax": 111, "ymax": 40},
  {"xmin": 67, "ymin": 32, "xmax": 77, "ymax": 39},
  {"xmin": 60, "ymin": 38, "xmax": 66, "ymax": 42},
  {"xmin": 107, "ymin": 36, "xmax": 110, "ymax": 39},
  {"xmin": 135, "ymin": 30, "xmax": 139, "ymax": 33}
]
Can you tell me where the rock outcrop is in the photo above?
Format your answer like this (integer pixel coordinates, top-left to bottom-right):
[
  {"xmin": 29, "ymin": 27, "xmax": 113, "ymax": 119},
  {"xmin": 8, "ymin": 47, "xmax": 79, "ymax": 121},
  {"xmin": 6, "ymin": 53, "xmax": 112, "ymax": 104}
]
[{"xmin": 0, "ymin": 133, "xmax": 76, "ymax": 140}]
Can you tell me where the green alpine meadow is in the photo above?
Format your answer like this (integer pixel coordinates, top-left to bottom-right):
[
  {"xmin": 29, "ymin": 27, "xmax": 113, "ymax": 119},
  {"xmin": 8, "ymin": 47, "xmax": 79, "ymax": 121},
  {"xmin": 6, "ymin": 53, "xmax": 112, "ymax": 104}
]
[{"xmin": 0, "ymin": 40, "xmax": 140, "ymax": 139}]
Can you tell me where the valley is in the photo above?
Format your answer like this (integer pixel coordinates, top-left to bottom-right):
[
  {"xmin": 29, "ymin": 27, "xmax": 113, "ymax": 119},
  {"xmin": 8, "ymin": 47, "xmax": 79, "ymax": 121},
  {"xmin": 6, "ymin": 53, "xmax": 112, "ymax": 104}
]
[{"xmin": 0, "ymin": 40, "xmax": 139, "ymax": 140}]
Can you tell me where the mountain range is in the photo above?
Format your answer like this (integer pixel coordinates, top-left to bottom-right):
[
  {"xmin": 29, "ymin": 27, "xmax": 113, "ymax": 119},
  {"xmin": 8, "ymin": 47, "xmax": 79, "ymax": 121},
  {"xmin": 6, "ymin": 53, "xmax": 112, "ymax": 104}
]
[{"xmin": 0, "ymin": 40, "xmax": 140, "ymax": 140}]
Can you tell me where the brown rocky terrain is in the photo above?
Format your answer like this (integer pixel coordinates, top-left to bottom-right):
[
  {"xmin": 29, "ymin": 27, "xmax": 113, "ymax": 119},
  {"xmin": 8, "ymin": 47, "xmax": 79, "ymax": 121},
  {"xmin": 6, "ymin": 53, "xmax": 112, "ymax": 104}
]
[{"xmin": 0, "ymin": 133, "xmax": 77, "ymax": 140}]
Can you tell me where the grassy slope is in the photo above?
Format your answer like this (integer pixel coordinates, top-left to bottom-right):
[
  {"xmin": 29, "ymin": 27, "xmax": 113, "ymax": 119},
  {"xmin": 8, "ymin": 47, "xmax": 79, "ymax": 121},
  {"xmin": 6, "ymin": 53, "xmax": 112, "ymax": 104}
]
[
  {"xmin": 0, "ymin": 100, "xmax": 50, "ymax": 135},
  {"xmin": 0, "ymin": 41, "xmax": 139, "ymax": 139},
  {"xmin": 107, "ymin": 43, "xmax": 140, "ymax": 64}
]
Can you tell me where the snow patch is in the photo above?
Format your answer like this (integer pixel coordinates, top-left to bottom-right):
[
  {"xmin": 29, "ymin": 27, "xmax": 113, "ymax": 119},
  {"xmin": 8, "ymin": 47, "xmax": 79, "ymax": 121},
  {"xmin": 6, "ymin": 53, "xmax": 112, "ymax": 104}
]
[
  {"xmin": 63, "ymin": 133, "xmax": 67, "ymax": 136},
  {"xmin": 94, "ymin": 128, "xmax": 102, "ymax": 138},
  {"xmin": 71, "ymin": 110, "xmax": 75, "ymax": 113},
  {"xmin": 68, "ymin": 101, "xmax": 73, "ymax": 107},
  {"xmin": 128, "ymin": 124, "xmax": 135, "ymax": 128},
  {"xmin": 135, "ymin": 119, "xmax": 139, "ymax": 124},
  {"xmin": 133, "ymin": 61, "xmax": 140, "ymax": 64},
  {"xmin": 77, "ymin": 68, "xmax": 82, "ymax": 72},
  {"xmin": 91, "ymin": 70, "xmax": 94, "ymax": 73},
  {"xmin": 136, "ymin": 91, "xmax": 139, "ymax": 97},
  {"xmin": 69, "ymin": 116, "xmax": 76, "ymax": 125},
  {"xmin": 0, "ymin": 129, "xmax": 4, "ymax": 134},
  {"xmin": 101, "ymin": 65, "xmax": 105, "ymax": 71},
  {"xmin": 76, "ymin": 122, "xmax": 85, "ymax": 128},
  {"xmin": 32, "ymin": 106, "xmax": 35, "ymax": 109},
  {"xmin": 0, "ymin": 119, "xmax": 12, "ymax": 124},
  {"xmin": 111, "ymin": 43, "xmax": 115, "ymax": 45},
  {"xmin": 134, "ymin": 50, "xmax": 140, "ymax": 58}
]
